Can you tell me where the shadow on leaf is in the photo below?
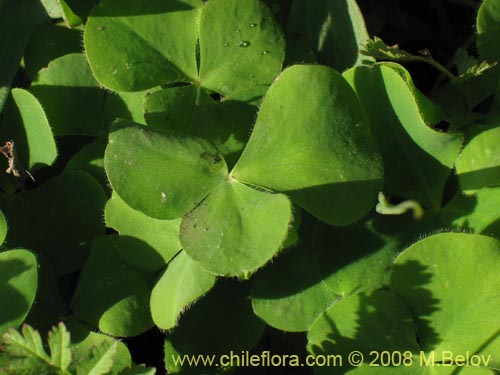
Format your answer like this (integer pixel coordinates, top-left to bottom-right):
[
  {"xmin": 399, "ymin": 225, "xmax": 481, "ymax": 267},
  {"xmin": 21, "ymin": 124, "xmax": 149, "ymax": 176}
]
[
  {"xmin": 0, "ymin": 257, "xmax": 33, "ymax": 331},
  {"xmin": 309, "ymin": 260, "xmax": 440, "ymax": 373},
  {"xmin": 90, "ymin": 0, "xmax": 195, "ymax": 18}
]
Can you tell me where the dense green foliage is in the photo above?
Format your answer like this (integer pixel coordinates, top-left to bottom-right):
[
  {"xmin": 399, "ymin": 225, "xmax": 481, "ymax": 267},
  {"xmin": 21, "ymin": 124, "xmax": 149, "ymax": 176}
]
[{"xmin": 2, "ymin": 0, "xmax": 500, "ymax": 374}]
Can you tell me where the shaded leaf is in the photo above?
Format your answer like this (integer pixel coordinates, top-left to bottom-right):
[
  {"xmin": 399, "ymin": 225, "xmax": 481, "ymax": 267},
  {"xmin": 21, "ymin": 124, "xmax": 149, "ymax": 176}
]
[
  {"xmin": 453, "ymin": 48, "xmax": 498, "ymax": 84},
  {"xmin": 104, "ymin": 89, "xmax": 156, "ymax": 127},
  {"xmin": 392, "ymin": 233, "xmax": 500, "ymax": 366},
  {"xmin": 23, "ymin": 255, "xmax": 67, "ymax": 334},
  {"xmin": 307, "ymin": 291, "xmax": 420, "ymax": 375},
  {"xmin": 71, "ymin": 236, "xmax": 155, "ymax": 337},
  {"xmin": 343, "ymin": 64, "xmax": 462, "ymax": 209},
  {"xmin": 252, "ymin": 245, "xmax": 337, "ymax": 332},
  {"xmin": 65, "ymin": 138, "xmax": 107, "ymax": 189},
  {"xmin": 477, "ymin": 0, "xmax": 500, "ymax": 64},
  {"xmin": 440, "ymin": 187, "xmax": 500, "ymax": 239},
  {"xmin": 287, "ymin": 0, "xmax": 370, "ymax": 70},
  {"xmin": 164, "ymin": 282, "xmax": 265, "ymax": 374},
  {"xmin": 59, "ymin": 0, "xmax": 83, "ymax": 28},
  {"xmin": 0, "ymin": 250, "xmax": 38, "ymax": 334},
  {"xmin": 455, "ymin": 118, "xmax": 500, "ymax": 194},
  {"xmin": 0, "ymin": 0, "xmax": 49, "ymax": 112},
  {"xmin": 105, "ymin": 192, "xmax": 181, "ymax": 272},
  {"xmin": 0, "ymin": 88, "xmax": 57, "ymax": 193},
  {"xmin": 24, "ymin": 22, "xmax": 82, "ymax": 79},
  {"xmin": 0, "ymin": 171, "xmax": 106, "ymax": 275},
  {"xmin": 30, "ymin": 53, "xmax": 106, "ymax": 136}
]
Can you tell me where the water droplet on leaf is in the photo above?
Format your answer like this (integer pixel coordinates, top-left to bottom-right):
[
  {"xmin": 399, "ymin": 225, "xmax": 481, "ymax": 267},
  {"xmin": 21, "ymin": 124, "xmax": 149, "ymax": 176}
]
[
  {"xmin": 223, "ymin": 42, "xmax": 229, "ymax": 47},
  {"xmin": 238, "ymin": 41, "xmax": 251, "ymax": 48},
  {"xmin": 249, "ymin": 23, "xmax": 257, "ymax": 28},
  {"xmin": 261, "ymin": 51, "xmax": 270, "ymax": 55}
]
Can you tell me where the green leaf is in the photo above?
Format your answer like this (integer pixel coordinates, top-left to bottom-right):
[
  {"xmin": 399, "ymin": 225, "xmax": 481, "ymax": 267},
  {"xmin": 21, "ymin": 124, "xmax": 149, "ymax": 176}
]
[
  {"xmin": 287, "ymin": 0, "xmax": 370, "ymax": 71},
  {"xmin": 164, "ymin": 281, "xmax": 265, "ymax": 374},
  {"xmin": 0, "ymin": 171, "xmax": 107, "ymax": 275},
  {"xmin": 0, "ymin": 0, "xmax": 49, "ymax": 112},
  {"xmin": 1, "ymin": 324, "xmax": 54, "ymax": 375},
  {"xmin": 198, "ymin": 0, "xmax": 285, "ymax": 96},
  {"xmin": 307, "ymin": 291, "xmax": 421, "ymax": 374},
  {"xmin": 180, "ymin": 180, "xmax": 292, "ymax": 277},
  {"xmin": 40, "ymin": 0, "xmax": 63, "ymax": 18},
  {"xmin": 118, "ymin": 365, "xmax": 156, "ymax": 375},
  {"xmin": 24, "ymin": 22, "xmax": 82, "ymax": 79},
  {"xmin": 452, "ymin": 48, "xmax": 498, "ymax": 84},
  {"xmin": 252, "ymin": 245, "xmax": 338, "ymax": 332},
  {"xmin": 361, "ymin": 36, "xmax": 415, "ymax": 62},
  {"xmin": 233, "ymin": 65, "xmax": 382, "ymax": 226},
  {"xmin": 392, "ymin": 233, "xmax": 500, "ymax": 366},
  {"xmin": 0, "ymin": 250, "xmax": 38, "ymax": 334},
  {"xmin": 0, "ymin": 88, "xmax": 57, "ymax": 193},
  {"xmin": 455, "ymin": 120, "xmax": 500, "ymax": 194},
  {"xmin": 47, "ymin": 323, "xmax": 72, "ymax": 372},
  {"xmin": 0, "ymin": 88, "xmax": 57, "ymax": 168},
  {"xmin": 65, "ymin": 138, "xmax": 107, "ymax": 189},
  {"xmin": 62, "ymin": 0, "xmax": 99, "ymax": 22},
  {"xmin": 105, "ymin": 192, "xmax": 182, "ymax": 272},
  {"xmin": 71, "ymin": 235, "xmax": 155, "ymax": 337},
  {"xmin": 440, "ymin": 187, "xmax": 500, "ymax": 239},
  {"xmin": 143, "ymin": 85, "xmax": 256, "ymax": 167},
  {"xmin": 104, "ymin": 89, "xmax": 156, "ymax": 127},
  {"xmin": 477, "ymin": 0, "xmax": 500, "ymax": 64},
  {"xmin": 23, "ymin": 255, "xmax": 67, "ymax": 333},
  {"xmin": 84, "ymin": 0, "xmax": 202, "ymax": 91},
  {"xmin": 381, "ymin": 62, "xmax": 446, "ymax": 125},
  {"xmin": 306, "ymin": 232, "xmax": 500, "ymax": 374},
  {"xmin": 59, "ymin": 0, "xmax": 83, "ymax": 28},
  {"xmin": 68, "ymin": 319, "xmax": 131, "ymax": 375},
  {"xmin": 307, "ymin": 289, "xmax": 496, "ymax": 374},
  {"xmin": 343, "ymin": 64, "xmax": 462, "ymax": 209},
  {"xmin": 475, "ymin": 0, "xmax": 500, "ymax": 111},
  {"xmin": 105, "ymin": 120, "xmax": 228, "ymax": 220},
  {"xmin": 30, "ymin": 53, "xmax": 106, "ymax": 136},
  {"xmin": 313, "ymin": 219, "xmax": 400, "ymax": 297},
  {"xmin": 150, "ymin": 251, "xmax": 216, "ymax": 330},
  {"xmin": 76, "ymin": 341, "xmax": 117, "ymax": 375},
  {"xmin": 0, "ymin": 209, "xmax": 7, "ymax": 246}
]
